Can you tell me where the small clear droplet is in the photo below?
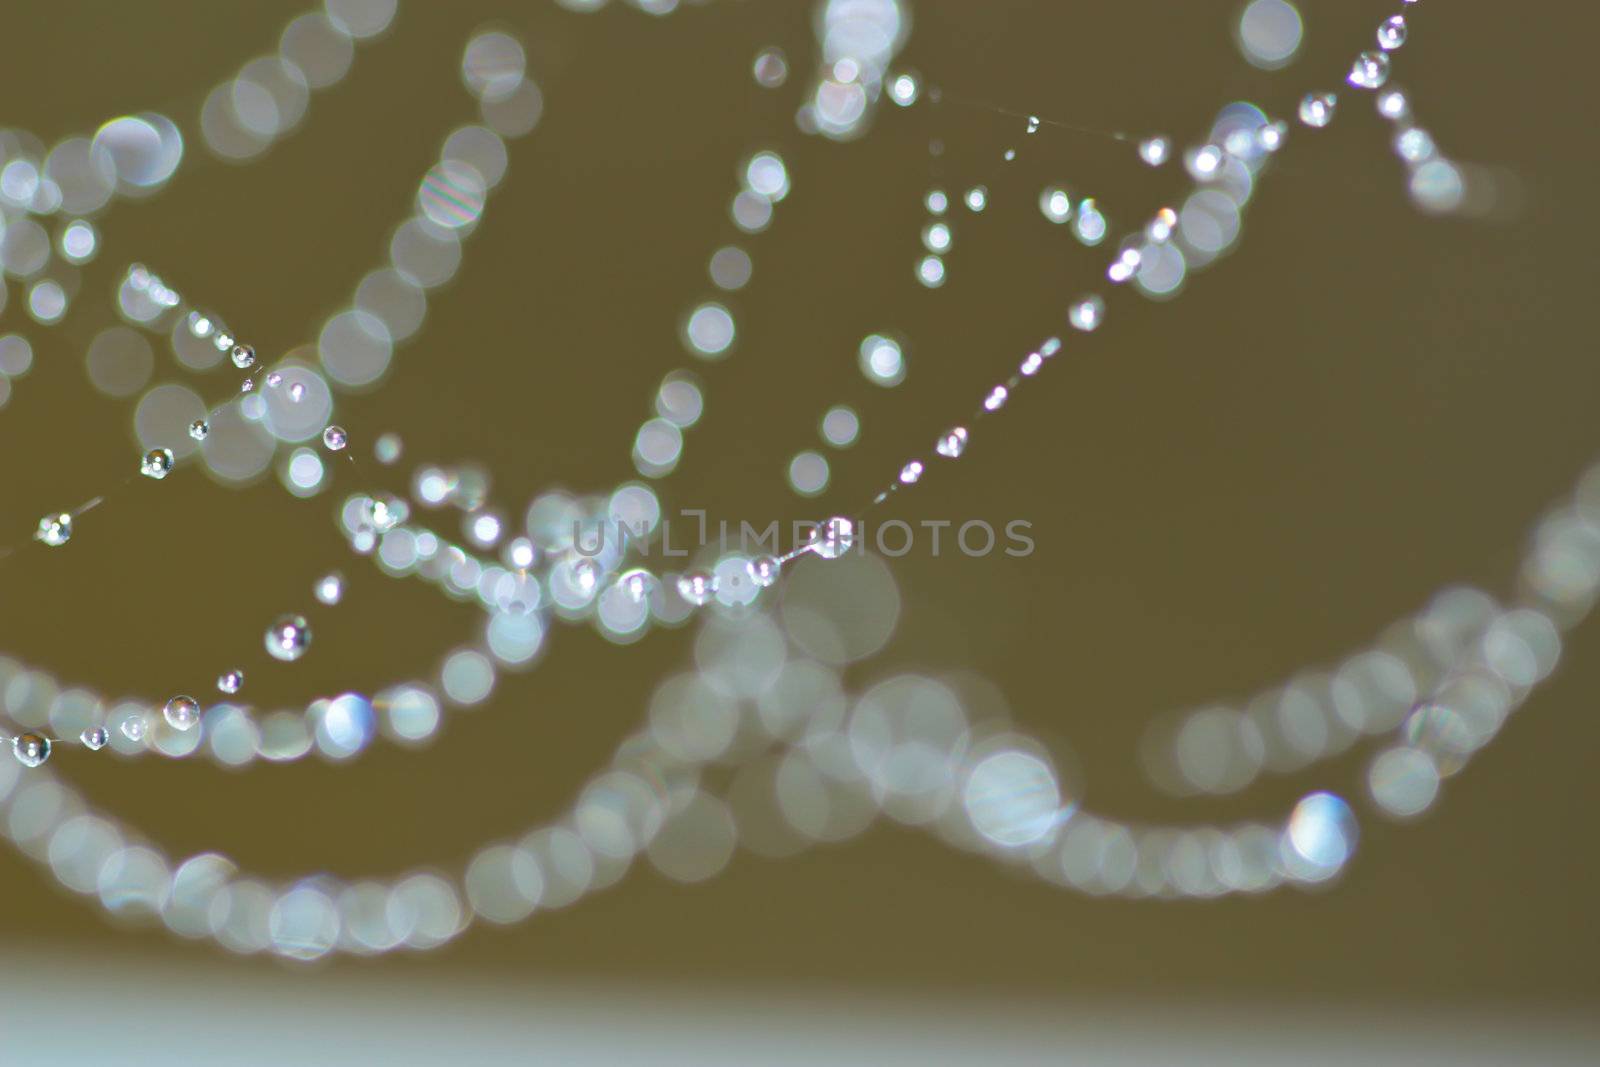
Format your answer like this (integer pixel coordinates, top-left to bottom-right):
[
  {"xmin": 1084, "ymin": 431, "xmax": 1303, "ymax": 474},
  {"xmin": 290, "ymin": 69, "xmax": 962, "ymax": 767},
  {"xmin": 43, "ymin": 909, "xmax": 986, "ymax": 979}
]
[
  {"xmin": 1377, "ymin": 88, "xmax": 1409, "ymax": 121},
  {"xmin": 900, "ymin": 460, "xmax": 924, "ymax": 484},
  {"xmin": 12, "ymin": 733, "xmax": 51, "ymax": 768},
  {"xmin": 964, "ymin": 186, "xmax": 987, "ymax": 212},
  {"xmin": 322, "ymin": 425, "xmax": 348, "ymax": 451},
  {"xmin": 188, "ymin": 313, "xmax": 213, "ymax": 338},
  {"xmin": 810, "ymin": 516, "xmax": 855, "ymax": 560},
  {"xmin": 231, "ymin": 344, "xmax": 256, "ymax": 369},
  {"xmin": 120, "ymin": 718, "xmax": 146, "ymax": 742},
  {"xmin": 289, "ymin": 382, "xmax": 306, "ymax": 402},
  {"xmin": 163, "ymin": 695, "xmax": 201, "ymax": 731},
  {"xmin": 573, "ymin": 557, "xmax": 599, "ymax": 595},
  {"xmin": 213, "ymin": 332, "xmax": 234, "ymax": 352},
  {"xmin": 365, "ymin": 497, "xmax": 402, "ymax": 532},
  {"xmin": 1347, "ymin": 51, "xmax": 1390, "ymax": 90},
  {"xmin": 1377, "ymin": 15, "xmax": 1407, "ymax": 50},
  {"xmin": 217, "ymin": 669, "xmax": 244, "ymax": 695},
  {"xmin": 677, "ymin": 571, "xmax": 716, "ymax": 606},
  {"xmin": 936, "ymin": 426, "xmax": 969, "ymax": 458},
  {"xmin": 1068, "ymin": 295, "xmax": 1105, "ymax": 332},
  {"xmin": 265, "ymin": 371, "xmax": 283, "ymax": 388},
  {"xmin": 1025, "ymin": 115, "xmax": 1040, "ymax": 134},
  {"xmin": 752, "ymin": 46, "xmax": 788, "ymax": 89},
  {"xmin": 188, "ymin": 419, "xmax": 209, "ymax": 441},
  {"xmin": 80, "ymin": 726, "xmax": 109, "ymax": 750},
  {"xmin": 264, "ymin": 613, "xmax": 312, "ymax": 662},
  {"xmin": 1138, "ymin": 136, "xmax": 1170, "ymax": 166},
  {"xmin": 1298, "ymin": 92, "xmax": 1337, "ymax": 128},
  {"xmin": 314, "ymin": 572, "xmax": 344, "ymax": 605},
  {"xmin": 748, "ymin": 555, "xmax": 780, "ymax": 588},
  {"xmin": 140, "ymin": 447, "xmax": 174, "ymax": 480},
  {"xmin": 618, "ymin": 568, "xmax": 657, "ymax": 603},
  {"xmin": 240, "ymin": 378, "xmax": 255, "ymax": 394},
  {"xmin": 35, "ymin": 513, "xmax": 71, "ymax": 547},
  {"xmin": 983, "ymin": 386, "xmax": 1009, "ymax": 412}
]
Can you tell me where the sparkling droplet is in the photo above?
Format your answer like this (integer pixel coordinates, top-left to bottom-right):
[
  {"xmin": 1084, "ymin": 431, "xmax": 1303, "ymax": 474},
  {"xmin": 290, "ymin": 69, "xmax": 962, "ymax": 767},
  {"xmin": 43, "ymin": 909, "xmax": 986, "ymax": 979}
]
[
  {"xmin": 120, "ymin": 718, "xmax": 146, "ymax": 742},
  {"xmin": 80, "ymin": 726, "xmax": 109, "ymax": 750},
  {"xmin": 163, "ymin": 695, "xmax": 201, "ymax": 731},
  {"xmin": 35, "ymin": 513, "xmax": 71, "ymax": 547},
  {"xmin": 188, "ymin": 313, "xmax": 213, "ymax": 339},
  {"xmin": 264, "ymin": 614, "xmax": 312, "ymax": 662},
  {"xmin": 1377, "ymin": 15, "xmax": 1407, "ymax": 50},
  {"xmin": 1377, "ymin": 89, "xmax": 1409, "ymax": 121},
  {"xmin": 231, "ymin": 344, "xmax": 256, "ymax": 369},
  {"xmin": 1138, "ymin": 136, "xmax": 1170, "ymax": 166},
  {"xmin": 322, "ymin": 425, "xmax": 348, "ymax": 451},
  {"xmin": 618, "ymin": 568, "xmax": 657, "ymax": 603},
  {"xmin": 900, "ymin": 460, "xmax": 924, "ymax": 484},
  {"xmin": 1068, "ymin": 295, "xmax": 1105, "ymax": 332},
  {"xmin": 964, "ymin": 186, "xmax": 987, "ymax": 212},
  {"xmin": 1298, "ymin": 92, "xmax": 1337, "ymax": 128},
  {"xmin": 811, "ymin": 517, "xmax": 855, "ymax": 560},
  {"xmin": 1025, "ymin": 114, "xmax": 1040, "ymax": 134},
  {"xmin": 289, "ymin": 382, "xmax": 306, "ymax": 402},
  {"xmin": 213, "ymin": 332, "xmax": 234, "ymax": 353},
  {"xmin": 217, "ymin": 669, "xmax": 244, "ymax": 695},
  {"xmin": 188, "ymin": 419, "xmax": 209, "ymax": 441},
  {"xmin": 240, "ymin": 378, "xmax": 255, "ymax": 394},
  {"xmin": 1038, "ymin": 187, "xmax": 1071, "ymax": 224},
  {"xmin": 936, "ymin": 426, "xmax": 969, "ymax": 458},
  {"xmin": 747, "ymin": 555, "xmax": 780, "ymax": 588},
  {"xmin": 573, "ymin": 557, "xmax": 599, "ymax": 594},
  {"xmin": 1347, "ymin": 51, "xmax": 1390, "ymax": 90},
  {"xmin": 677, "ymin": 571, "xmax": 716, "ymax": 606},
  {"xmin": 983, "ymin": 386, "xmax": 1009, "ymax": 412},
  {"xmin": 314, "ymin": 572, "xmax": 344, "ymax": 605},
  {"xmin": 265, "ymin": 371, "xmax": 283, "ymax": 388},
  {"xmin": 365, "ymin": 496, "xmax": 401, "ymax": 532},
  {"xmin": 12, "ymin": 733, "xmax": 50, "ymax": 768},
  {"xmin": 140, "ymin": 447, "xmax": 174, "ymax": 480}
]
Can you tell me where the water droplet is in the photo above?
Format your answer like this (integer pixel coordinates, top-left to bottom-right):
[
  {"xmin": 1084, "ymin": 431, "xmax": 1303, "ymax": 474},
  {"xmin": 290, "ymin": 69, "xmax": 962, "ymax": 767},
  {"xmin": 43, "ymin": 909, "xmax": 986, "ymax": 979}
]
[
  {"xmin": 120, "ymin": 718, "xmax": 146, "ymax": 742},
  {"xmin": 322, "ymin": 425, "xmax": 348, "ymax": 451},
  {"xmin": 964, "ymin": 186, "xmax": 987, "ymax": 212},
  {"xmin": 231, "ymin": 344, "xmax": 256, "ymax": 369},
  {"xmin": 618, "ymin": 568, "xmax": 657, "ymax": 603},
  {"xmin": 900, "ymin": 460, "xmax": 924, "ymax": 484},
  {"xmin": 747, "ymin": 555, "xmax": 780, "ymax": 588},
  {"xmin": 264, "ymin": 614, "xmax": 312, "ymax": 662},
  {"xmin": 936, "ymin": 426, "xmax": 969, "ymax": 458},
  {"xmin": 314, "ymin": 572, "xmax": 344, "ymax": 605},
  {"xmin": 80, "ymin": 726, "xmax": 109, "ymax": 750},
  {"xmin": 1073, "ymin": 199, "xmax": 1107, "ymax": 245},
  {"xmin": 188, "ymin": 313, "xmax": 213, "ymax": 338},
  {"xmin": 265, "ymin": 371, "xmax": 283, "ymax": 388},
  {"xmin": 213, "ymin": 332, "xmax": 235, "ymax": 352},
  {"xmin": 217, "ymin": 669, "xmax": 244, "ymax": 695},
  {"xmin": 677, "ymin": 571, "xmax": 716, "ymax": 606},
  {"xmin": 810, "ymin": 517, "xmax": 855, "ymax": 560},
  {"xmin": 35, "ymin": 513, "xmax": 71, "ymax": 547},
  {"xmin": 365, "ymin": 496, "xmax": 402, "ymax": 532},
  {"xmin": 752, "ymin": 46, "xmax": 788, "ymax": 89},
  {"xmin": 188, "ymin": 419, "xmax": 209, "ymax": 441},
  {"xmin": 1377, "ymin": 88, "xmax": 1409, "ymax": 121},
  {"xmin": 1038, "ymin": 187, "xmax": 1071, "ymax": 224},
  {"xmin": 983, "ymin": 385, "xmax": 1009, "ymax": 412},
  {"xmin": 1347, "ymin": 51, "xmax": 1390, "ymax": 90},
  {"xmin": 140, "ymin": 447, "xmax": 174, "ymax": 480},
  {"xmin": 12, "ymin": 733, "xmax": 50, "ymax": 767},
  {"xmin": 240, "ymin": 378, "xmax": 255, "ymax": 394},
  {"xmin": 289, "ymin": 382, "xmax": 306, "ymax": 402},
  {"xmin": 163, "ymin": 695, "xmax": 201, "ymax": 731},
  {"xmin": 925, "ymin": 189, "xmax": 948, "ymax": 215},
  {"xmin": 1298, "ymin": 92, "xmax": 1337, "ymax": 127},
  {"xmin": 1002, "ymin": 148, "xmax": 1016, "ymax": 162},
  {"xmin": 1138, "ymin": 136, "xmax": 1170, "ymax": 166},
  {"xmin": 573, "ymin": 557, "xmax": 599, "ymax": 594},
  {"xmin": 1377, "ymin": 15, "xmax": 1407, "ymax": 50},
  {"xmin": 1068, "ymin": 295, "xmax": 1104, "ymax": 332}
]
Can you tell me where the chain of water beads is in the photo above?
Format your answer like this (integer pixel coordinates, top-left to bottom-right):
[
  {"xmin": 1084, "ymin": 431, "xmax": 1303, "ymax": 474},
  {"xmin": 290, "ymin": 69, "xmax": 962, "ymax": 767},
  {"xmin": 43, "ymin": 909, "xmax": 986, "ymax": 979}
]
[{"xmin": 0, "ymin": 0, "xmax": 1570, "ymax": 957}]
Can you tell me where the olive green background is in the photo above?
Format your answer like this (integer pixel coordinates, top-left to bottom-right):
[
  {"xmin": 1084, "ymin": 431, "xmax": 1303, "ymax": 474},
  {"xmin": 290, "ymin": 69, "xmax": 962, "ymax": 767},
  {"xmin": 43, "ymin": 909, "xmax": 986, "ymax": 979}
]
[{"xmin": 0, "ymin": 0, "xmax": 1595, "ymax": 1008}]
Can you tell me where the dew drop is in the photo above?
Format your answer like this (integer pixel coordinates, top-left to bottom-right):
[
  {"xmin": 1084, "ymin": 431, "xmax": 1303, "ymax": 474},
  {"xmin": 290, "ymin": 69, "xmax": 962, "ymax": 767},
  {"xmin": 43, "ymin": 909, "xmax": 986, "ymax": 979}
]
[
  {"xmin": 1068, "ymin": 295, "xmax": 1104, "ymax": 332},
  {"xmin": 619, "ymin": 568, "xmax": 657, "ymax": 603},
  {"xmin": 322, "ymin": 425, "xmax": 348, "ymax": 451},
  {"xmin": 139, "ymin": 447, "xmax": 174, "ymax": 480},
  {"xmin": 747, "ymin": 555, "xmax": 780, "ymax": 588},
  {"xmin": 265, "ymin": 371, "xmax": 283, "ymax": 388},
  {"xmin": 11, "ymin": 733, "xmax": 50, "ymax": 768},
  {"xmin": 289, "ymin": 382, "xmax": 306, "ymax": 403},
  {"xmin": 1377, "ymin": 15, "xmax": 1407, "ymax": 50},
  {"xmin": 1377, "ymin": 89, "xmax": 1410, "ymax": 121},
  {"xmin": 810, "ymin": 516, "xmax": 855, "ymax": 560},
  {"xmin": 1025, "ymin": 114, "xmax": 1040, "ymax": 134},
  {"xmin": 900, "ymin": 460, "xmax": 924, "ymax": 484},
  {"xmin": 264, "ymin": 614, "xmax": 312, "ymax": 662},
  {"xmin": 365, "ymin": 497, "xmax": 401, "ymax": 532},
  {"xmin": 163, "ymin": 694, "xmax": 201, "ymax": 731},
  {"xmin": 188, "ymin": 419, "xmax": 209, "ymax": 441},
  {"xmin": 1347, "ymin": 51, "xmax": 1390, "ymax": 90},
  {"xmin": 983, "ymin": 385, "xmax": 1008, "ymax": 412},
  {"xmin": 240, "ymin": 378, "xmax": 255, "ymax": 394},
  {"xmin": 573, "ymin": 557, "xmax": 599, "ymax": 595},
  {"xmin": 1138, "ymin": 136, "xmax": 1171, "ymax": 166},
  {"xmin": 314, "ymin": 572, "xmax": 344, "ymax": 605},
  {"xmin": 231, "ymin": 344, "xmax": 256, "ymax": 369},
  {"xmin": 936, "ymin": 426, "xmax": 969, "ymax": 458},
  {"xmin": 217, "ymin": 669, "xmax": 244, "ymax": 695},
  {"xmin": 213, "ymin": 332, "xmax": 235, "ymax": 352},
  {"xmin": 677, "ymin": 571, "xmax": 716, "ymax": 606},
  {"xmin": 35, "ymin": 513, "xmax": 71, "ymax": 547},
  {"xmin": 964, "ymin": 186, "xmax": 987, "ymax": 212},
  {"xmin": 80, "ymin": 726, "xmax": 109, "ymax": 750},
  {"xmin": 1298, "ymin": 92, "xmax": 1337, "ymax": 127},
  {"xmin": 120, "ymin": 718, "xmax": 146, "ymax": 742}
]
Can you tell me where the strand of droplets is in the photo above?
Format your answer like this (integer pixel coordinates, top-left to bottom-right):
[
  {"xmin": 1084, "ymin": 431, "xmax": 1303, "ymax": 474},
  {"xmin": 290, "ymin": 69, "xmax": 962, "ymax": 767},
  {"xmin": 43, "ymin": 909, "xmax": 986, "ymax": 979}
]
[{"xmin": 0, "ymin": 0, "xmax": 1567, "ymax": 961}]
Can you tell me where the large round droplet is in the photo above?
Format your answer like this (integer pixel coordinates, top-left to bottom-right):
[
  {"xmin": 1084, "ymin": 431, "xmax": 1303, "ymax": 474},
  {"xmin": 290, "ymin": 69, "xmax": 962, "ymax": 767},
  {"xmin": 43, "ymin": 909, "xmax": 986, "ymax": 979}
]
[
  {"xmin": 140, "ymin": 447, "xmax": 174, "ymax": 479},
  {"xmin": 163, "ymin": 694, "xmax": 201, "ymax": 731},
  {"xmin": 231, "ymin": 344, "xmax": 256, "ymax": 369},
  {"xmin": 12, "ymin": 733, "xmax": 51, "ymax": 768},
  {"xmin": 322, "ymin": 425, "xmax": 348, "ymax": 451},
  {"xmin": 264, "ymin": 613, "xmax": 312, "ymax": 662}
]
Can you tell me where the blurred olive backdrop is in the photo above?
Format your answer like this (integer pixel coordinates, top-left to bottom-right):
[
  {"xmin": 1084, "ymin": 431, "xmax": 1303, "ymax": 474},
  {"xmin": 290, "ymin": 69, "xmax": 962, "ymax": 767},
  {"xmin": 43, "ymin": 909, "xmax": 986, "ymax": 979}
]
[{"xmin": 0, "ymin": 0, "xmax": 1596, "ymax": 1007}]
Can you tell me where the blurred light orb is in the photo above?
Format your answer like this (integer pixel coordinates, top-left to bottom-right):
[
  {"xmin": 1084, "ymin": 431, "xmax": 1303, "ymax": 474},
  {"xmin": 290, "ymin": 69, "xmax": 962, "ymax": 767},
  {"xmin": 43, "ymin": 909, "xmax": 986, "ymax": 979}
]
[
  {"xmin": 963, "ymin": 750, "xmax": 1063, "ymax": 848},
  {"xmin": 1286, "ymin": 791, "xmax": 1357, "ymax": 872},
  {"xmin": 1236, "ymin": 0, "xmax": 1303, "ymax": 70}
]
